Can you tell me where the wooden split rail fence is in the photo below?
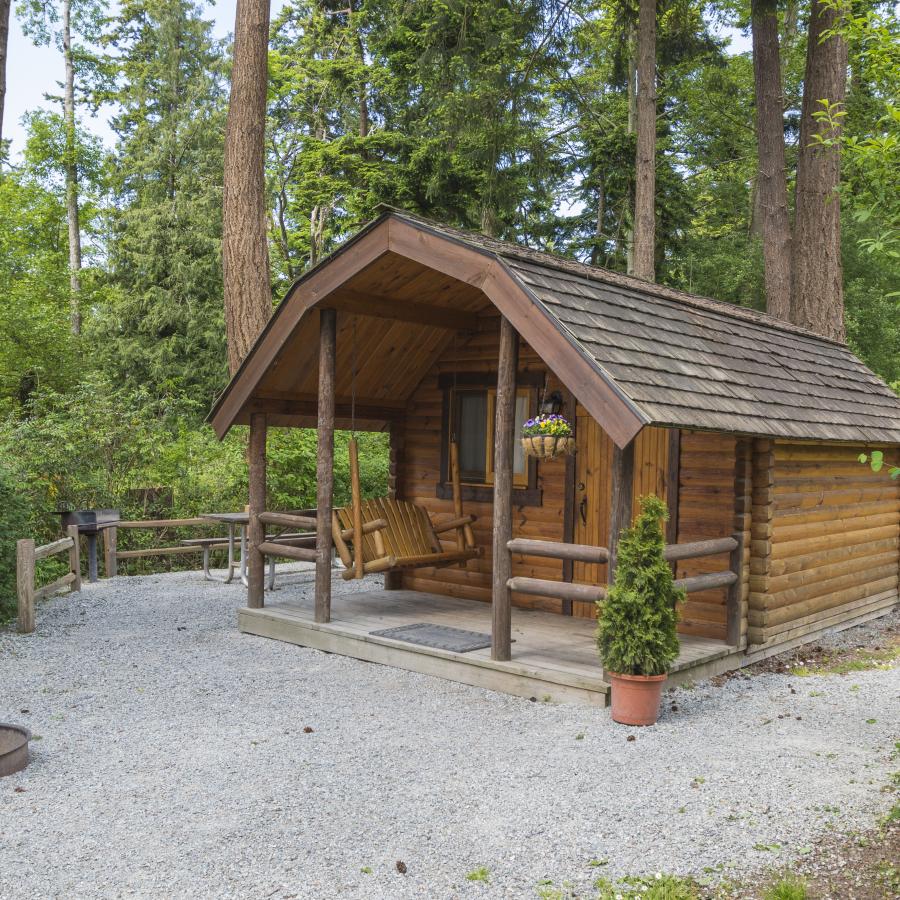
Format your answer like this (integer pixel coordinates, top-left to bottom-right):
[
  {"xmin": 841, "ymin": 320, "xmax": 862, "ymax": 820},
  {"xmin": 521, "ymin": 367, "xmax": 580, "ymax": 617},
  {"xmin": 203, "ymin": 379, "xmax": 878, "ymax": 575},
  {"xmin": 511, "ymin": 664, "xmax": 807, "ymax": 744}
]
[
  {"xmin": 103, "ymin": 518, "xmax": 230, "ymax": 577},
  {"xmin": 17, "ymin": 525, "xmax": 82, "ymax": 634},
  {"xmin": 507, "ymin": 533, "xmax": 743, "ymax": 643}
]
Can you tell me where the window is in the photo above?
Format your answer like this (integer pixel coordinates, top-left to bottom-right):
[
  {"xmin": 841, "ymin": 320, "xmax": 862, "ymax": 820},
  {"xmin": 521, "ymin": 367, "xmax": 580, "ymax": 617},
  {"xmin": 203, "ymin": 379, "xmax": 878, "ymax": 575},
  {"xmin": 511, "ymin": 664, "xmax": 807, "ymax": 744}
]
[
  {"xmin": 437, "ymin": 371, "xmax": 544, "ymax": 506},
  {"xmin": 452, "ymin": 387, "xmax": 531, "ymax": 487}
]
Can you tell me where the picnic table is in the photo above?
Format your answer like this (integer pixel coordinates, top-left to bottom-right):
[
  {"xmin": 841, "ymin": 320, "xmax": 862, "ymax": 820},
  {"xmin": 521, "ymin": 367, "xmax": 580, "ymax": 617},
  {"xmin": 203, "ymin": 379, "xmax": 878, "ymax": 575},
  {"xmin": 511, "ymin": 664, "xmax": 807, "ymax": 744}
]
[
  {"xmin": 197, "ymin": 512, "xmax": 249, "ymax": 586},
  {"xmin": 188, "ymin": 511, "xmax": 318, "ymax": 589}
]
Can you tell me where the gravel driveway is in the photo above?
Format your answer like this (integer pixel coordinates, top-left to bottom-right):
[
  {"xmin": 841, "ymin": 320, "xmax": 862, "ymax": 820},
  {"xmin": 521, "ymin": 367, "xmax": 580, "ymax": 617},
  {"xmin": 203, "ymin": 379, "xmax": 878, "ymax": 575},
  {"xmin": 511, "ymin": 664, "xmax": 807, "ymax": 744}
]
[{"xmin": 1, "ymin": 572, "xmax": 897, "ymax": 899}]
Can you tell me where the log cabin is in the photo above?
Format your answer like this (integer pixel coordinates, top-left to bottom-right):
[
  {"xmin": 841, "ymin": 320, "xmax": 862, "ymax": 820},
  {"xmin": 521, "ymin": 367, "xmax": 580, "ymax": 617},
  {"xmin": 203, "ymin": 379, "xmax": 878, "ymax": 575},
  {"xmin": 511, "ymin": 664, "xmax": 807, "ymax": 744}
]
[{"xmin": 209, "ymin": 210, "xmax": 900, "ymax": 705}]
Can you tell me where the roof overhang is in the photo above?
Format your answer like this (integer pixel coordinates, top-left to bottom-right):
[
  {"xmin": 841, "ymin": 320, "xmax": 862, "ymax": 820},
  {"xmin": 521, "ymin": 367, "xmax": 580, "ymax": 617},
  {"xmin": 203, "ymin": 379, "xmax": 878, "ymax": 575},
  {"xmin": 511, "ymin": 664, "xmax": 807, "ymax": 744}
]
[{"xmin": 209, "ymin": 214, "xmax": 649, "ymax": 447}]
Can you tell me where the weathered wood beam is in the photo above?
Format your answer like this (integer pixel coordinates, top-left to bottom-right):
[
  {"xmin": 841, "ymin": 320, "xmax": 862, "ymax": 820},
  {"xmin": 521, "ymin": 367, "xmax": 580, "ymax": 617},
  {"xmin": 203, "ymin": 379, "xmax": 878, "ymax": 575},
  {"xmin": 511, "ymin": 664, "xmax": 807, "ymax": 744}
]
[
  {"xmin": 507, "ymin": 576, "xmax": 607, "ymax": 604},
  {"xmin": 663, "ymin": 536, "xmax": 738, "ymax": 562},
  {"xmin": 384, "ymin": 420, "xmax": 404, "ymax": 590},
  {"xmin": 257, "ymin": 541, "xmax": 318, "ymax": 563},
  {"xmin": 607, "ymin": 439, "xmax": 636, "ymax": 581},
  {"xmin": 675, "ymin": 570, "xmax": 739, "ymax": 593},
  {"xmin": 246, "ymin": 395, "xmax": 405, "ymax": 422},
  {"xmin": 491, "ymin": 315, "xmax": 519, "ymax": 662},
  {"xmin": 247, "ymin": 412, "xmax": 267, "ymax": 609},
  {"xmin": 323, "ymin": 288, "xmax": 481, "ymax": 332},
  {"xmin": 508, "ymin": 538, "xmax": 609, "ymax": 565},
  {"xmin": 67, "ymin": 524, "xmax": 81, "ymax": 593},
  {"xmin": 315, "ymin": 308, "xmax": 337, "ymax": 622},
  {"xmin": 665, "ymin": 428, "xmax": 681, "ymax": 546},
  {"xmin": 17, "ymin": 538, "xmax": 35, "ymax": 634},
  {"xmin": 257, "ymin": 511, "xmax": 317, "ymax": 529}
]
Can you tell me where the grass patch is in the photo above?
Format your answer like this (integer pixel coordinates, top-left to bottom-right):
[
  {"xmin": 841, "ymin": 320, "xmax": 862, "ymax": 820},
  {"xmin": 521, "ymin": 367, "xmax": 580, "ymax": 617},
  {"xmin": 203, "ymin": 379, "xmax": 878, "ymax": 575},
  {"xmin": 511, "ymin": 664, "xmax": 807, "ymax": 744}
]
[
  {"xmin": 594, "ymin": 873, "xmax": 700, "ymax": 899},
  {"xmin": 762, "ymin": 875, "xmax": 808, "ymax": 900},
  {"xmin": 465, "ymin": 866, "xmax": 490, "ymax": 883},
  {"xmin": 790, "ymin": 642, "xmax": 900, "ymax": 676}
]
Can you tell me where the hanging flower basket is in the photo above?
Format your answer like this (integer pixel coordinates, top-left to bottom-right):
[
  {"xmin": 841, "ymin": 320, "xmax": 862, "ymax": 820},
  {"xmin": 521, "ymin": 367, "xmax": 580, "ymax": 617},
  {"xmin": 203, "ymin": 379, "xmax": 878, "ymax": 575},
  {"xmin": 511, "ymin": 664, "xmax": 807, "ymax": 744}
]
[{"xmin": 521, "ymin": 415, "xmax": 575, "ymax": 460}]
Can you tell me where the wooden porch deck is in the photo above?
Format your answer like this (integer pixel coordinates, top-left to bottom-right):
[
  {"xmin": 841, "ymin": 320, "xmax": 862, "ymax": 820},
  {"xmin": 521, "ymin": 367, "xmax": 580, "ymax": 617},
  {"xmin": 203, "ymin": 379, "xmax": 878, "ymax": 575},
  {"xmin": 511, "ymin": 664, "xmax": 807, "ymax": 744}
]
[{"xmin": 239, "ymin": 586, "xmax": 740, "ymax": 706}]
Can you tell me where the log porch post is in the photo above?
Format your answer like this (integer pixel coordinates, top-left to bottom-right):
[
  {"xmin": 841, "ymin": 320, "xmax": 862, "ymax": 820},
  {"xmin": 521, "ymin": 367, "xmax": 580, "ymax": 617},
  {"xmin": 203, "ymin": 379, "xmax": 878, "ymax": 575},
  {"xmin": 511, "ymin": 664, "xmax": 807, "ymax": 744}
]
[
  {"xmin": 491, "ymin": 315, "xmax": 519, "ymax": 661},
  {"xmin": 607, "ymin": 439, "xmax": 636, "ymax": 583},
  {"xmin": 247, "ymin": 411, "xmax": 267, "ymax": 609},
  {"xmin": 384, "ymin": 420, "xmax": 404, "ymax": 591},
  {"xmin": 315, "ymin": 308, "xmax": 337, "ymax": 623}
]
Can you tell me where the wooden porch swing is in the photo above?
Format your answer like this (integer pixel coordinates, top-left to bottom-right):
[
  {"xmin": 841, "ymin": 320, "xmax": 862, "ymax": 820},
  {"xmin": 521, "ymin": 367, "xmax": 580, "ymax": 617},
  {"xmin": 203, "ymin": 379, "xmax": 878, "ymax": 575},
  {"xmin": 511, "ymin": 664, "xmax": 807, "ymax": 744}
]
[
  {"xmin": 332, "ymin": 439, "xmax": 481, "ymax": 581},
  {"xmin": 332, "ymin": 318, "xmax": 480, "ymax": 581}
]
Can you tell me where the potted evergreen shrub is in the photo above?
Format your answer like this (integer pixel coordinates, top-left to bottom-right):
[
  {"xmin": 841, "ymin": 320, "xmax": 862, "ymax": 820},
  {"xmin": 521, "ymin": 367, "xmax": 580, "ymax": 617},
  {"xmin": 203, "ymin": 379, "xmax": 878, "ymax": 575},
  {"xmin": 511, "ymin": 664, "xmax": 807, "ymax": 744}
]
[{"xmin": 596, "ymin": 494, "xmax": 684, "ymax": 725}]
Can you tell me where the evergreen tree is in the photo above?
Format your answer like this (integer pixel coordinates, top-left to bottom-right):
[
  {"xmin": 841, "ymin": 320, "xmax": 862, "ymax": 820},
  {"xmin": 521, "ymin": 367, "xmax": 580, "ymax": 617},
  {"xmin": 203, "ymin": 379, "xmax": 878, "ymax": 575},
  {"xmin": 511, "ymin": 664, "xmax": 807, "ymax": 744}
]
[{"xmin": 97, "ymin": 0, "xmax": 228, "ymax": 406}]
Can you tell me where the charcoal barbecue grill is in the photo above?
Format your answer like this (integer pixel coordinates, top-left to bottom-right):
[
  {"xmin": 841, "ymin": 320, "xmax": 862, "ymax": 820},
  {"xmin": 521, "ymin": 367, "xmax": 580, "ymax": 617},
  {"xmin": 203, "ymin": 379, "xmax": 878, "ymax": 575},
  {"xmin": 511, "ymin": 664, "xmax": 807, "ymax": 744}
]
[{"xmin": 55, "ymin": 509, "xmax": 120, "ymax": 582}]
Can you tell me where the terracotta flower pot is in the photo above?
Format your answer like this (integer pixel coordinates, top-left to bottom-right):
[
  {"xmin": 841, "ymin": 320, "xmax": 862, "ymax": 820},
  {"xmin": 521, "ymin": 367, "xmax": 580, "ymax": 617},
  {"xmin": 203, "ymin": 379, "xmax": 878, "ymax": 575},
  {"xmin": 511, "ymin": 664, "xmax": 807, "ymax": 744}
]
[
  {"xmin": 607, "ymin": 672, "xmax": 667, "ymax": 726},
  {"xmin": 521, "ymin": 434, "xmax": 575, "ymax": 460}
]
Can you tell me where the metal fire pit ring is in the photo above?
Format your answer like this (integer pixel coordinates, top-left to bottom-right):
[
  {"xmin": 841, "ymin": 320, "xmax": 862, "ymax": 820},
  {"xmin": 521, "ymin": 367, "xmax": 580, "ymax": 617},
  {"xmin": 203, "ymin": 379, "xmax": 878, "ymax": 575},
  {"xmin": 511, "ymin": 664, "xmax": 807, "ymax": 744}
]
[{"xmin": 0, "ymin": 723, "xmax": 32, "ymax": 777}]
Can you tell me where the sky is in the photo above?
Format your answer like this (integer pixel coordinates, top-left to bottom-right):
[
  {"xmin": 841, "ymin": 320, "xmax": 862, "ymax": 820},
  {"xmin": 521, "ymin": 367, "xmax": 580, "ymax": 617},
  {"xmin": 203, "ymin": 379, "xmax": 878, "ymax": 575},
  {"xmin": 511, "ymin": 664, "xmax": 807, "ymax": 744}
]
[
  {"xmin": 4, "ymin": 1, "xmax": 751, "ymax": 163},
  {"xmin": 4, "ymin": 0, "xmax": 255, "ymax": 159}
]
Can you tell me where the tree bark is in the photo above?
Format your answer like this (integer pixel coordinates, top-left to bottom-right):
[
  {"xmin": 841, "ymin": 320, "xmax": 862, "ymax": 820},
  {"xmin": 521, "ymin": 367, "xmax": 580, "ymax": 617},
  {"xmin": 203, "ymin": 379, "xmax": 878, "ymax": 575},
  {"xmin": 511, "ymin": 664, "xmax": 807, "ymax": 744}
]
[
  {"xmin": 632, "ymin": 0, "xmax": 656, "ymax": 282},
  {"xmin": 63, "ymin": 0, "xmax": 82, "ymax": 335},
  {"xmin": 223, "ymin": 0, "xmax": 272, "ymax": 375},
  {"xmin": 0, "ymin": 0, "xmax": 10, "ymax": 154},
  {"xmin": 791, "ymin": 0, "xmax": 848, "ymax": 341},
  {"xmin": 751, "ymin": 0, "xmax": 792, "ymax": 321},
  {"xmin": 624, "ymin": 30, "xmax": 636, "ymax": 275}
]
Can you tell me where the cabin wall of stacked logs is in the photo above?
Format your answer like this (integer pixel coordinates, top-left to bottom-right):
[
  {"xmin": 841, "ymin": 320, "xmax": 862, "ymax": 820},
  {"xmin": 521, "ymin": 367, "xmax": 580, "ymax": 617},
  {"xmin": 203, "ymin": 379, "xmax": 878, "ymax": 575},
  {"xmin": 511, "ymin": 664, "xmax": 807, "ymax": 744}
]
[{"xmin": 747, "ymin": 440, "xmax": 900, "ymax": 647}]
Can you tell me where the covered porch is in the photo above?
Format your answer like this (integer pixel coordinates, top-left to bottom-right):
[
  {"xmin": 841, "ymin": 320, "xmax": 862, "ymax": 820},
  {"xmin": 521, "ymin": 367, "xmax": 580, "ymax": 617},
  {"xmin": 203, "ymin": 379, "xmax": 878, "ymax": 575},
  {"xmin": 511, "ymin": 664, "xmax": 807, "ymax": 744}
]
[{"xmin": 240, "ymin": 583, "xmax": 740, "ymax": 706}]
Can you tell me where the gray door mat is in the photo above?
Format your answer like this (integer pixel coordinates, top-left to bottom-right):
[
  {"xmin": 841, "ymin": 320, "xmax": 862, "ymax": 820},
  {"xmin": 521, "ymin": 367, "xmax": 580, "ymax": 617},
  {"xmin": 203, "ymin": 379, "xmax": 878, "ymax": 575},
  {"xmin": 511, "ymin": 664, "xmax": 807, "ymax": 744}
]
[{"xmin": 370, "ymin": 623, "xmax": 493, "ymax": 653}]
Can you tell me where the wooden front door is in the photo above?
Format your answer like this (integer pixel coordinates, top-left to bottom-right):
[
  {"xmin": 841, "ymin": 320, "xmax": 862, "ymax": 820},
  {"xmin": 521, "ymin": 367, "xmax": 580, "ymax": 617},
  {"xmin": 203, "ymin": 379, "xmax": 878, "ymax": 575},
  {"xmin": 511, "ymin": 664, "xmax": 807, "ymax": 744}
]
[{"xmin": 572, "ymin": 406, "xmax": 670, "ymax": 617}]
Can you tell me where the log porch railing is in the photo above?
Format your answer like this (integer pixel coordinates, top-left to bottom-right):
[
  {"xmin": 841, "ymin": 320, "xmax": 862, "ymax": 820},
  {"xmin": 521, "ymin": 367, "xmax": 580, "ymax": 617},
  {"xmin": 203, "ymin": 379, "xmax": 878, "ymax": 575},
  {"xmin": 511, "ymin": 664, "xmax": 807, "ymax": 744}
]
[
  {"xmin": 16, "ymin": 525, "xmax": 82, "ymax": 633},
  {"xmin": 507, "ymin": 533, "xmax": 743, "ymax": 644}
]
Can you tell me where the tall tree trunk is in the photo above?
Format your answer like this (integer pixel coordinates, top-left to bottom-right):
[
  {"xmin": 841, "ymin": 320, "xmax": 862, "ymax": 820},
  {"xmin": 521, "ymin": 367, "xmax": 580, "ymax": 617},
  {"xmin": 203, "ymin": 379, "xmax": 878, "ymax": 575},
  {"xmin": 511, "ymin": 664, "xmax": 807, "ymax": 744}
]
[
  {"xmin": 591, "ymin": 175, "xmax": 605, "ymax": 266},
  {"xmin": 751, "ymin": 0, "xmax": 792, "ymax": 320},
  {"xmin": 223, "ymin": 0, "xmax": 272, "ymax": 375},
  {"xmin": 63, "ymin": 0, "xmax": 82, "ymax": 335},
  {"xmin": 0, "ymin": 0, "xmax": 10, "ymax": 155},
  {"xmin": 791, "ymin": 0, "xmax": 848, "ymax": 341},
  {"xmin": 632, "ymin": 0, "xmax": 656, "ymax": 281},
  {"xmin": 624, "ymin": 31, "xmax": 636, "ymax": 275}
]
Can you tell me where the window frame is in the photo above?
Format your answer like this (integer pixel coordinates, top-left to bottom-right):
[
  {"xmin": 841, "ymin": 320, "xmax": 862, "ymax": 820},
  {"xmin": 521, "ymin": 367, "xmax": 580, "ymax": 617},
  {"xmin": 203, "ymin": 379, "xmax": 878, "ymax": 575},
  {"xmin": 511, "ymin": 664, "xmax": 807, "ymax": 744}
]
[{"xmin": 437, "ymin": 371, "xmax": 544, "ymax": 506}]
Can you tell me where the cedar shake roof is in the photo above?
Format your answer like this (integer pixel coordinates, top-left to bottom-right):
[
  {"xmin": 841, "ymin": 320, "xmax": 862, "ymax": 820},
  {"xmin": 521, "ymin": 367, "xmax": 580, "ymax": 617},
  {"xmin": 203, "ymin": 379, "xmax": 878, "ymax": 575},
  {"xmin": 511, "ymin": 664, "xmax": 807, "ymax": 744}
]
[
  {"xmin": 211, "ymin": 210, "xmax": 900, "ymax": 445},
  {"xmin": 393, "ymin": 212, "xmax": 900, "ymax": 444}
]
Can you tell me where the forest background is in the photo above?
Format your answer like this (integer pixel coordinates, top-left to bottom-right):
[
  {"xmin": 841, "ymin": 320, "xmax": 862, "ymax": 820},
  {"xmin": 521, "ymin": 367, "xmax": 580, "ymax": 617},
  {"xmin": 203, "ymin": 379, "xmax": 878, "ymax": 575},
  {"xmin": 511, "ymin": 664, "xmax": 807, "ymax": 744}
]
[{"xmin": 0, "ymin": 0, "xmax": 897, "ymax": 615}]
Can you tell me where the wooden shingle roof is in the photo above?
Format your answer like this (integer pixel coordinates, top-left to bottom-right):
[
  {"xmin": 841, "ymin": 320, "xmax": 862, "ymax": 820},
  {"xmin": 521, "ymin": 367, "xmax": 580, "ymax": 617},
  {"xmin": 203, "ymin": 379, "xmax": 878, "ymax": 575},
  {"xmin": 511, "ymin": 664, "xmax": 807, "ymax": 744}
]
[
  {"xmin": 391, "ymin": 212, "xmax": 900, "ymax": 445},
  {"xmin": 210, "ymin": 210, "xmax": 900, "ymax": 446}
]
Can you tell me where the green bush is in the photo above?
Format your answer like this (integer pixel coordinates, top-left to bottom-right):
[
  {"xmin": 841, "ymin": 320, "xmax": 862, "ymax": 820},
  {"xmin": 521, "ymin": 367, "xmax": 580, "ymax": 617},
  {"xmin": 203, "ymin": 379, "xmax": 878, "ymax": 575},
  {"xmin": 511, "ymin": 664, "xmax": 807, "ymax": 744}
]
[
  {"xmin": 0, "ymin": 377, "xmax": 390, "ymax": 579},
  {"xmin": 595, "ymin": 494, "xmax": 684, "ymax": 676},
  {"xmin": 0, "ymin": 461, "xmax": 32, "ymax": 621}
]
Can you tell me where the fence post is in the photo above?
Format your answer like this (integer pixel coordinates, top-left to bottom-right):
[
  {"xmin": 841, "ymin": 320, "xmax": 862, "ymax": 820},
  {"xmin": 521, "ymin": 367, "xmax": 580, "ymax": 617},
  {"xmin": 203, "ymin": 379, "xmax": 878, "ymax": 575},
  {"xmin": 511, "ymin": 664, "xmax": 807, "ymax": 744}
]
[
  {"xmin": 103, "ymin": 526, "xmax": 117, "ymax": 577},
  {"xmin": 16, "ymin": 539, "xmax": 36, "ymax": 634},
  {"xmin": 67, "ymin": 524, "xmax": 82, "ymax": 592}
]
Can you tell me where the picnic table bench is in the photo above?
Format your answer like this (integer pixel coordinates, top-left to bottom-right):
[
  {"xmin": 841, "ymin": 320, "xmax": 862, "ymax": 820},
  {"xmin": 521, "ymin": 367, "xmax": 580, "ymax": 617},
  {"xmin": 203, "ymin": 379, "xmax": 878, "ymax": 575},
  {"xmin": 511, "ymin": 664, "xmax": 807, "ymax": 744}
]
[{"xmin": 184, "ymin": 510, "xmax": 317, "ymax": 589}]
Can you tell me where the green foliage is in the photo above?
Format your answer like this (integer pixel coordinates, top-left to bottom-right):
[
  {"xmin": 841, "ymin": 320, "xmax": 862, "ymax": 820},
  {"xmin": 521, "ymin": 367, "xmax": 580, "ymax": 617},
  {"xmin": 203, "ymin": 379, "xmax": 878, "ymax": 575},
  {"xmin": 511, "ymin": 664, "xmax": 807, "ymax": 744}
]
[
  {"xmin": 595, "ymin": 872, "xmax": 699, "ymax": 900},
  {"xmin": 0, "ymin": 378, "xmax": 387, "ymax": 572},
  {"xmin": 94, "ymin": 0, "xmax": 230, "ymax": 406},
  {"xmin": 762, "ymin": 875, "xmax": 808, "ymax": 900},
  {"xmin": 465, "ymin": 866, "xmax": 490, "ymax": 883},
  {"xmin": 0, "ymin": 463, "xmax": 34, "ymax": 621},
  {"xmin": 596, "ymin": 495, "xmax": 683, "ymax": 677}
]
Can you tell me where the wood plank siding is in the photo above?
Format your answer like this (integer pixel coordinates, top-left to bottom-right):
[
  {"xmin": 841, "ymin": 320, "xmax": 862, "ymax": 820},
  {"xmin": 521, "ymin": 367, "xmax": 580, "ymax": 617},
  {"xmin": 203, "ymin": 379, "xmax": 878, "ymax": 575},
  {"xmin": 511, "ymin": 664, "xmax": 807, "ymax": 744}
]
[{"xmin": 747, "ymin": 441, "xmax": 900, "ymax": 648}]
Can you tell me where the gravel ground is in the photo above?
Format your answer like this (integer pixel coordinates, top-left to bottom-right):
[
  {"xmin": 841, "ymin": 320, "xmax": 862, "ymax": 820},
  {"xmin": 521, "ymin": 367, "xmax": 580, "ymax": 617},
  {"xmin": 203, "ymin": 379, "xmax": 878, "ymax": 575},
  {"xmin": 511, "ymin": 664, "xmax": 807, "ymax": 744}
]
[{"xmin": 1, "ymin": 572, "xmax": 897, "ymax": 899}]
